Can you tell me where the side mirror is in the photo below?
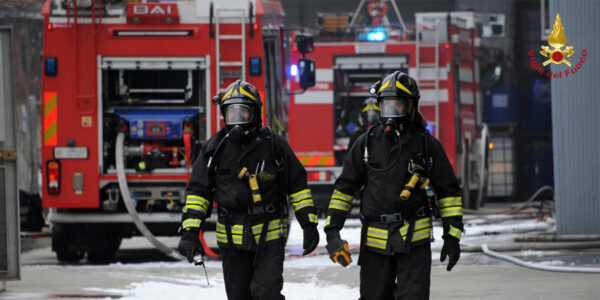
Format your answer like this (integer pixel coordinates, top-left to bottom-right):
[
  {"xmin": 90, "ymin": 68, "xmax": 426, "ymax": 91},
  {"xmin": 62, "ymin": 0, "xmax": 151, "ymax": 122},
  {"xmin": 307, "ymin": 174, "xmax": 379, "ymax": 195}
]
[
  {"xmin": 295, "ymin": 34, "xmax": 314, "ymax": 54},
  {"xmin": 298, "ymin": 58, "xmax": 316, "ymax": 89}
]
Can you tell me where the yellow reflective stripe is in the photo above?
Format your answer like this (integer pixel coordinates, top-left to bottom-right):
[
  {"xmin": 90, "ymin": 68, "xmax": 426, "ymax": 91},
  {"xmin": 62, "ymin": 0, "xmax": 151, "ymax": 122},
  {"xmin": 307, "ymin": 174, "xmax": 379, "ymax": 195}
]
[
  {"xmin": 309, "ymin": 213, "xmax": 318, "ymax": 224},
  {"xmin": 185, "ymin": 200, "xmax": 209, "ymax": 208},
  {"xmin": 438, "ymin": 196, "xmax": 462, "ymax": 208},
  {"xmin": 361, "ymin": 103, "xmax": 380, "ymax": 112},
  {"xmin": 290, "ymin": 189, "xmax": 311, "ymax": 200},
  {"xmin": 268, "ymin": 220, "xmax": 283, "ymax": 230},
  {"xmin": 292, "ymin": 199, "xmax": 314, "ymax": 211},
  {"xmin": 216, "ymin": 233, "xmax": 243, "ymax": 245},
  {"xmin": 378, "ymin": 80, "xmax": 391, "ymax": 93},
  {"xmin": 216, "ymin": 222, "xmax": 226, "ymax": 231},
  {"xmin": 328, "ymin": 200, "xmax": 351, "ymax": 212},
  {"xmin": 222, "ymin": 87, "xmax": 234, "ymax": 101},
  {"xmin": 400, "ymin": 224, "xmax": 409, "ymax": 236},
  {"xmin": 331, "ymin": 196, "xmax": 352, "ymax": 205},
  {"xmin": 411, "ymin": 228, "xmax": 431, "ymax": 242},
  {"xmin": 239, "ymin": 86, "xmax": 257, "ymax": 101},
  {"xmin": 182, "ymin": 218, "xmax": 202, "ymax": 229},
  {"xmin": 365, "ymin": 237, "xmax": 387, "ymax": 250},
  {"xmin": 265, "ymin": 230, "xmax": 282, "ymax": 242},
  {"xmin": 325, "ymin": 216, "xmax": 331, "ymax": 227},
  {"xmin": 441, "ymin": 206, "xmax": 463, "ymax": 217},
  {"xmin": 216, "ymin": 222, "xmax": 243, "ymax": 234},
  {"xmin": 231, "ymin": 225, "xmax": 243, "ymax": 235},
  {"xmin": 449, "ymin": 225, "xmax": 462, "ymax": 240},
  {"xmin": 252, "ymin": 220, "xmax": 284, "ymax": 235},
  {"xmin": 182, "ymin": 204, "xmax": 206, "ymax": 214},
  {"xmin": 290, "ymin": 195, "xmax": 312, "ymax": 204},
  {"xmin": 414, "ymin": 218, "xmax": 432, "ymax": 231},
  {"xmin": 395, "ymin": 80, "xmax": 413, "ymax": 96},
  {"xmin": 252, "ymin": 224, "xmax": 263, "ymax": 234},
  {"xmin": 367, "ymin": 226, "xmax": 388, "ymax": 234},
  {"xmin": 186, "ymin": 195, "xmax": 210, "ymax": 206},
  {"xmin": 367, "ymin": 230, "xmax": 388, "ymax": 240},
  {"xmin": 333, "ymin": 189, "xmax": 352, "ymax": 201}
]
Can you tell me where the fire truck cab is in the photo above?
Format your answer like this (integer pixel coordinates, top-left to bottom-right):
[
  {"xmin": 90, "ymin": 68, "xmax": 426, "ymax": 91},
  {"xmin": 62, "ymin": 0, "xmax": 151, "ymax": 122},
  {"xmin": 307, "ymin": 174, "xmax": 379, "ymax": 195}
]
[
  {"xmin": 41, "ymin": 0, "xmax": 296, "ymax": 262},
  {"xmin": 288, "ymin": 4, "xmax": 489, "ymax": 214}
]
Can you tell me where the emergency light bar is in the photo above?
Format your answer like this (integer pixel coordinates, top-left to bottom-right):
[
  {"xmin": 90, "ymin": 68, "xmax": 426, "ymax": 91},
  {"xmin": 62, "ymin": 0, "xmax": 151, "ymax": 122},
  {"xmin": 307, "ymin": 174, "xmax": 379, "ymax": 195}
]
[
  {"xmin": 357, "ymin": 27, "xmax": 387, "ymax": 42},
  {"xmin": 113, "ymin": 30, "xmax": 193, "ymax": 37}
]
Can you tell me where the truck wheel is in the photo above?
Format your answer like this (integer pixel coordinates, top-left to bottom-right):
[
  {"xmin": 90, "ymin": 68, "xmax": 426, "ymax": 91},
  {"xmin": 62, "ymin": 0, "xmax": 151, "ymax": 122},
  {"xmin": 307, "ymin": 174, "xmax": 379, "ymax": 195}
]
[
  {"xmin": 87, "ymin": 234, "xmax": 122, "ymax": 263},
  {"xmin": 52, "ymin": 224, "xmax": 85, "ymax": 263},
  {"xmin": 56, "ymin": 250, "xmax": 84, "ymax": 262}
]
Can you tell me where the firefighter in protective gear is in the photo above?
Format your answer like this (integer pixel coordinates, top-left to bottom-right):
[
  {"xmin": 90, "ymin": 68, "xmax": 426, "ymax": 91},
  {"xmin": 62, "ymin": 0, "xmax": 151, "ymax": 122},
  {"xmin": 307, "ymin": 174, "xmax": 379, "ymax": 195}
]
[
  {"xmin": 348, "ymin": 97, "xmax": 380, "ymax": 148},
  {"xmin": 178, "ymin": 80, "xmax": 319, "ymax": 299},
  {"xmin": 324, "ymin": 71, "xmax": 463, "ymax": 299}
]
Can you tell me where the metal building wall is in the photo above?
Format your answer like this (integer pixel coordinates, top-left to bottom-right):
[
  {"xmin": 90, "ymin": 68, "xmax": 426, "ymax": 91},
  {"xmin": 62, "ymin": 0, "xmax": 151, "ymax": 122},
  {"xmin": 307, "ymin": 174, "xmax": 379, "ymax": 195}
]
[{"xmin": 550, "ymin": 0, "xmax": 600, "ymax": 234}]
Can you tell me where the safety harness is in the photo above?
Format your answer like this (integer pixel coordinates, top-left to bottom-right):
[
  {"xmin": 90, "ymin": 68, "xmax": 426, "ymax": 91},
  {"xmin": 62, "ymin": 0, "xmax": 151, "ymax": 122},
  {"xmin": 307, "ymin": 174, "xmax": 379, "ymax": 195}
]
[
  {"xmin": 358, "ymin": 125, "xmax": 435, "ymax": 258},
  {"xmin": 207, "ymin": 127, "xmax": 288, "ymax": 265}
]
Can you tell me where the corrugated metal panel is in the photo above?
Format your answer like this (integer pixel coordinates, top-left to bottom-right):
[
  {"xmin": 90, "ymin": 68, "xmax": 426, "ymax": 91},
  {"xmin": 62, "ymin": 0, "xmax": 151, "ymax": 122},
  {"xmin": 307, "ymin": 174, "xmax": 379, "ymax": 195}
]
[{"xmin": 550, "ymin": 0, "xmax": 600, "ymax": 234}]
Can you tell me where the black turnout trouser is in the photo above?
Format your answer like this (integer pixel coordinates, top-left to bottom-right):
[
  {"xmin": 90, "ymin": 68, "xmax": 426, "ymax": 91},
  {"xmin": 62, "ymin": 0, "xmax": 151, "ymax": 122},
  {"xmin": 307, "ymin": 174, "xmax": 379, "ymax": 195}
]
[
  {"xmin": 221, "ymin": 241, "xmax": 285, "ymax": 300},
  {"xmin": 359, "ymin": 243, "xmax": 432, "ymax": 300}
]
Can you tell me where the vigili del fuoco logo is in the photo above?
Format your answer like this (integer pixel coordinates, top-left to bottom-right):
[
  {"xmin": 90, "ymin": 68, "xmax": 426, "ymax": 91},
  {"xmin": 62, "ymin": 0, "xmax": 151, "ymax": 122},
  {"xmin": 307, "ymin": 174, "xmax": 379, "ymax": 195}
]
[{"xmin": 528, "ymin": 13, "xmax": 587, "ymax": 79}]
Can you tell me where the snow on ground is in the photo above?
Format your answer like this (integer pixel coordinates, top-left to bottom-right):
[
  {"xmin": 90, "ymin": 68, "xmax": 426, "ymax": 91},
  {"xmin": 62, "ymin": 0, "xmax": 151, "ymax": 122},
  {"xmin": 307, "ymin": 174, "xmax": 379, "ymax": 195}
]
[
  {"xmin": 89, "ymin": 277, "xmax": 358, "ymax": 300},
  {"xmin": 286, "ymin": 213, "xmax": 555, "ymax": 254},
  {"xmin": 461, "ymin": 216, "xmax": 554, "ymax": 236},
  {"xmin": 86, "ymin": 256, "xmax": 359, "ymax": 300}
]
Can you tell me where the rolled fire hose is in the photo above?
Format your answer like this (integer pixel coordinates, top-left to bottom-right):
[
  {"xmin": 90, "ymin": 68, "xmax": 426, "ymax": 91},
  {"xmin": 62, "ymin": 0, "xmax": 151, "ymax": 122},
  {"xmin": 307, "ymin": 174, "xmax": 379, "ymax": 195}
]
[
  {"xmin": 481, "ymin": 244, "xmax": 600, "ymax": 274},
  {"xmin": 116, "ymin": 132, "xmax": 185, "ymax": 260}
]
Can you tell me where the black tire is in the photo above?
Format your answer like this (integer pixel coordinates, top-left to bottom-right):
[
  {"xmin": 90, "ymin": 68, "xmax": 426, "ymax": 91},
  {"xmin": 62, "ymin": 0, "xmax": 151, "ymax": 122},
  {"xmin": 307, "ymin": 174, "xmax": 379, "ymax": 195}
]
[
  {"xmin": 87, "ymin": 234, "xmax": 122, "ymax": 263},
  {"xmin": 52, "ymin": 224, "xmax": 85, "ymax": 263},
  {"xmin": 56, "ymin": 250, "xmax": 85, "ymax": 262}
]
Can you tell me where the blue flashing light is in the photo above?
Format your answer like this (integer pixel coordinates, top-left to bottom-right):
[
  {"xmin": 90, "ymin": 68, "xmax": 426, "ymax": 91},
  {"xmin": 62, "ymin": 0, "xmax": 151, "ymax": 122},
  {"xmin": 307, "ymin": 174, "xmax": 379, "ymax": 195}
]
[
  {"xmin": 290, "ymin": 64, "xmax": 298, "ymax": 76},
  {"xmin": 249, "ymin": 57, "xmax": 262, "ymax": 76},
  {"xmin": 366, "ymin": 28, "xmax": 386, "ymax": 42},
  {"xmin": 346, "ymin": 122, "xmax": 357, "ymax": 133},
  {"xmin": 426, "ymin": 123, "xmax": 435, "ymax": 135},
  {"xmin": 45, "ymin": 57, "xmax": 58, "ymax": 77}
]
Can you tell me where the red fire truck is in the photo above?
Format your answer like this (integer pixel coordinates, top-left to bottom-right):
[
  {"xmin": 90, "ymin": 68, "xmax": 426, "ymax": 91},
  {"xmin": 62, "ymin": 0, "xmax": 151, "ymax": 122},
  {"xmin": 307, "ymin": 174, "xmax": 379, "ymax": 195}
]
[
  {"xmin": 40, "ymin": 0, "xmax": 311, "ymax": 262},
  {"xmin": 288, "ymin": 3, "xmax": 489, "ymax": 213}
]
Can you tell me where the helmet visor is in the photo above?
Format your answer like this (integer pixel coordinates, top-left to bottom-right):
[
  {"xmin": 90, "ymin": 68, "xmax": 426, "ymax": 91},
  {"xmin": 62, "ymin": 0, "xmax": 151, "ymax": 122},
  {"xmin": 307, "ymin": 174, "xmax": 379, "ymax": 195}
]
[
  {"xmin": 381, "ymin": 98, "xmax": 407, "ymax": 118},
  {"xmin": 364, "ymin": 109, "xmax": 380, "ymax": 124},
  {"xmin": 224, "ymin": 104, "xmax": 253, "ymax": 125}
]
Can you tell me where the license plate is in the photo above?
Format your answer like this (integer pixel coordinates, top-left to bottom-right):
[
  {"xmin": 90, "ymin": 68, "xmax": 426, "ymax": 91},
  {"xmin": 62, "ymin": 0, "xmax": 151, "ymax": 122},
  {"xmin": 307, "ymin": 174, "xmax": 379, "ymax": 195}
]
[{"xmin": 54, "ymin": 147, "xmax": 88, "ymax": 159}]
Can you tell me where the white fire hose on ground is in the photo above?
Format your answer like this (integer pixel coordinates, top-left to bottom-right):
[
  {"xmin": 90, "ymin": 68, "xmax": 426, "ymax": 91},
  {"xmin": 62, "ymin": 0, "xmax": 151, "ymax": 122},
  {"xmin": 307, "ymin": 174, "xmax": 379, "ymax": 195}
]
[
  {"xmin": 116, "ymin": 132, "xmax": 184, "ymax": 260},
  {"xmin": 480, "ymin": 244, "xmax": 600, "ymax": 274}
]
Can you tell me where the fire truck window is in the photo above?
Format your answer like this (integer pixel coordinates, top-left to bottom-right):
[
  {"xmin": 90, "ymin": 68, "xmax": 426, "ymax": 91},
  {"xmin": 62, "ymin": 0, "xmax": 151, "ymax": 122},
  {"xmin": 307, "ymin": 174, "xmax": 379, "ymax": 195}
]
[{"xmin": 263, "ymin": 33, "xmax": 287, "ymax": 135}]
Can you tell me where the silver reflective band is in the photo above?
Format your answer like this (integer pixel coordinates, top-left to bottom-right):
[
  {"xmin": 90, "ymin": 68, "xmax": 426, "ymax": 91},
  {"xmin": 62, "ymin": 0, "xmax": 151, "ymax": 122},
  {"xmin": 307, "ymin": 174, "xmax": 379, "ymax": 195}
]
[
  {"xmin": 381, "ymin": 98, "xmax": 407, "ymax": 118},
  {"xmin": 225, "ymin": 104, "xmax": 253, "ymax": 125}
]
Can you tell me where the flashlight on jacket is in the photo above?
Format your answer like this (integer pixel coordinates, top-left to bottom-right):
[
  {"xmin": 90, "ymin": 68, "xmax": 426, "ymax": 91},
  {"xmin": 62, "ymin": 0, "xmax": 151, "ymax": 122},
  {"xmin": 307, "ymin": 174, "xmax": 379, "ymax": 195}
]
[
  {"xmin": 238, "ymin": 167, "xmax": 262, "ymax": 204},
  {"xmin": 400, "ymin": 159, "xmax": 430, "ymax": 201}
]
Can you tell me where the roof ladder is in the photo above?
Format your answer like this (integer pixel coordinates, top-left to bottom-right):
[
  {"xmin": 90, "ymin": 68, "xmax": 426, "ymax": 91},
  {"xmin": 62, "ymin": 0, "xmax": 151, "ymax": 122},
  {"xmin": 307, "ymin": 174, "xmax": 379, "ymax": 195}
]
[{"xmin": 214, "ymin": 6, "xmax": 247, "ymax": 130}]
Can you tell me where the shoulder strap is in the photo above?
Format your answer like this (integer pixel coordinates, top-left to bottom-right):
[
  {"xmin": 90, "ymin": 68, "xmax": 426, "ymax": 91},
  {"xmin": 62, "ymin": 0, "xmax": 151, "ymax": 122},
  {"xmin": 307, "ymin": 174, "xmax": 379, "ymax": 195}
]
[
  {"xmin": 423, "ymin": 127, "xmax": 433, "ymax": 176},
  {"xmin": 264, "ymin": 126, "xmax": 285, "ymax": 171},
  {"xmin": 264, "ymin": 126, "xmax": 289, "ymax": 216}
]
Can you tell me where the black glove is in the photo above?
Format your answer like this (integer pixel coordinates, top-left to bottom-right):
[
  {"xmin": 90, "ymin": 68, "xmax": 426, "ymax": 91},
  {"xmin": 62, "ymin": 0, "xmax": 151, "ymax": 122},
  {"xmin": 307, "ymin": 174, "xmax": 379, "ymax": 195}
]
[
  {"xmin": 440, "ymin": 236, "xmax": 460, "ymax": 271},
  {"xmin": 302, "ymin": 225, "xmax": 320, "ymax": 255},
  {"xmin": 178, "ymin": 230, "xmax": 204, "ymax": 263},
  {"xmin": 325, "ymin": 230, "xmax": 351, "ymax": 267}
]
